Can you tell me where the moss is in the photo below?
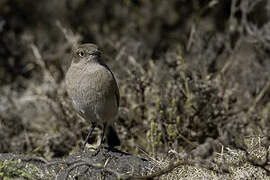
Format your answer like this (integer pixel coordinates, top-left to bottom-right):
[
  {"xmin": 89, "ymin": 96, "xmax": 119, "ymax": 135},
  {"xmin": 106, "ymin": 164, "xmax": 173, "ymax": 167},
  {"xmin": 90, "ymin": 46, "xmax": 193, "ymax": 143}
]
[
  {"xmin": 0, "ymin": 160, "xmax": 31, "ymax": 179},
  {"xmin": 150, "ymin": 121, "xmax": 159, "ymax": 155},
  {"xmin": 0, "ymin": 160, "xmax": 43, "ymax": 180}
]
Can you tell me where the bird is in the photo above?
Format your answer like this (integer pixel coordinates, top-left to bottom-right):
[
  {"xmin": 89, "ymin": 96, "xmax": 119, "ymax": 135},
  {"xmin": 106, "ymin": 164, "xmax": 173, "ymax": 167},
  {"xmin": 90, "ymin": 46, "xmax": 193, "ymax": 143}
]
[{"xmin": 65, "ymin": 43, "xmax": 120, "ymax": 151}]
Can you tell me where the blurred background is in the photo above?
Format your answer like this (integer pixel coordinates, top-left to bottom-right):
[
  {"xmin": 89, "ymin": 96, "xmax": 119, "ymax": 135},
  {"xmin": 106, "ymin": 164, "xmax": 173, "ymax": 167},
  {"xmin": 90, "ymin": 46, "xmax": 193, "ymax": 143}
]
[{"xmin": 0, "ymin": 0, "xmax": 269, "ymax": 161}]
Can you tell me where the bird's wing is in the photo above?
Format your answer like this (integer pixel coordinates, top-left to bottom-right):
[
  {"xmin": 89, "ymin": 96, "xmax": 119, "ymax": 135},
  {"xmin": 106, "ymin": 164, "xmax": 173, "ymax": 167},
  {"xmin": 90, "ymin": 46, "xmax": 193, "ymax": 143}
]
[
  {"xmin": 114, "ymin": 82, "xmax": 120, "ymax": 107},
  {"xmin": 98, "ymin": 60, "xmax": 120, "ymax": 107}
]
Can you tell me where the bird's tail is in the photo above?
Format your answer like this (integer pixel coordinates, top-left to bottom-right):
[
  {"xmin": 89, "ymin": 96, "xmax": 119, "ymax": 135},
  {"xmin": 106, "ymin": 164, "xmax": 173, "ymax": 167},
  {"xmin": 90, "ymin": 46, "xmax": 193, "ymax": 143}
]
[{"xmin": 106, "ymin": 124, "xmax": 121, "ymax": 147}]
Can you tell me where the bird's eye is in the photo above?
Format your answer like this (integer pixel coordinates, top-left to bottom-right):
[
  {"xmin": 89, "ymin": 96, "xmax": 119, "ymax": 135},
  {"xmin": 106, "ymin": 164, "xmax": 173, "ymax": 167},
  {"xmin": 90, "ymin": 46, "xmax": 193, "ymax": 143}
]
[{"xmin": 78, "ymin": 50, "xmax": 85, "ymax": 57}]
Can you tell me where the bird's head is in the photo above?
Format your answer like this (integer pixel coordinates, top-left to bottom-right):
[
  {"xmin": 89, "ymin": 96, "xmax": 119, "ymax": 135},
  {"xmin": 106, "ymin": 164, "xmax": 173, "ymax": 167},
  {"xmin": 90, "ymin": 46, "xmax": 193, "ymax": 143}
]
[{"xmin": 72, "ymin": 43, "xmax": 101, "ymax": 64}]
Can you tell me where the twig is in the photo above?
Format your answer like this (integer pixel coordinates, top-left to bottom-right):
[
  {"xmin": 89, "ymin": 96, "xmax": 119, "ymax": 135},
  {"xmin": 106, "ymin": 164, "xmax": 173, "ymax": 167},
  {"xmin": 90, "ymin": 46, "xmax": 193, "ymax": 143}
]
[
  {"xmin": 249, "ymin": 81, "xmax": 270, "ymax": 113},
  {"xmin": 63, "ymin": 161, "xmax": 121, "ymax": 180},
  {"xmin": 56, "ymin": 21, "xmax": 81, "ymax": 46},
  {"xmin": 186, "ymin": 24, "xmax": 196, "ymax": 52},
  {"xmin": 122, "ymin": 160, "xmax": 192, "ymax": 180},
  {"xmin": 21, "ymin": 156, "xmax": 49, "ymax": 164},
  {"xmin": 30, "ymin": 43, "xmax": 56, "ymax": 83}
]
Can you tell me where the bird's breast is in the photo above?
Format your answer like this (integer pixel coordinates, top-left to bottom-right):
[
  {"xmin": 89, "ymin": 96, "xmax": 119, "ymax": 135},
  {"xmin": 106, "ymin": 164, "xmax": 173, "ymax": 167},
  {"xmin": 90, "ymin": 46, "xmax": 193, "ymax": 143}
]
[
  {"xmin": 66, "ymin": 64, "xmax": 114, "ymax": 106},
  {"xmin": 65, "ymin": 63, "xmax": 118, "ymax": 123}
]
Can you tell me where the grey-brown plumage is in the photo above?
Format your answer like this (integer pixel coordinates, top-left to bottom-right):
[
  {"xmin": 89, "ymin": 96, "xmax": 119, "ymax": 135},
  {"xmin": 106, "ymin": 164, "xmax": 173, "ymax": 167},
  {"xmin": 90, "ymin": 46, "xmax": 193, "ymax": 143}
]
[{"xmin": 65, "ymin": 43, "xmax": 120, "ymax": 150}]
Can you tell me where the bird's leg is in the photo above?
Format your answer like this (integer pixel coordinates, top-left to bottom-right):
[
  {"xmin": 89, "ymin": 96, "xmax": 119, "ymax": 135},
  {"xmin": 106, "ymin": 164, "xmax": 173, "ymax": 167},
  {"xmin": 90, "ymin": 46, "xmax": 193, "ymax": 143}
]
[
  {"xmin": 92, "ymin": 123, "xmax": 107, "ymax": 156},
  {"xmin": 81, "ymin": 123, "xmax": 96, "ymax": 152},
  {"xmin": 100, "ymin": 123, "xmax": 107, "ymax": 145}
]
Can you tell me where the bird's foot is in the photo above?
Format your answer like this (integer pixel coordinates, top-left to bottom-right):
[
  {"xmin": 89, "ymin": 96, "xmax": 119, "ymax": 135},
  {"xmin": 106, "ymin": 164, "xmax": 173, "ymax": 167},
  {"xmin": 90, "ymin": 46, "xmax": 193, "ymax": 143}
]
[
  {"xmin": 91, "ymin": 144, "xmax": 104, "ymax": 156},
  {"xmin": 80, "ymin": 145, "xmax": 86, "ymax": 152}
]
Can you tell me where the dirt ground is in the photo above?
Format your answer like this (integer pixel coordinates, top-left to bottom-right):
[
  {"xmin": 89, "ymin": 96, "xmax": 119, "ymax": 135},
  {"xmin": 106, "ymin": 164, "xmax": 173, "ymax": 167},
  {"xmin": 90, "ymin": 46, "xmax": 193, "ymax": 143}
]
[{"xmin": 0, "ymin": 0, "xmax": 270, "ymax": 179}]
